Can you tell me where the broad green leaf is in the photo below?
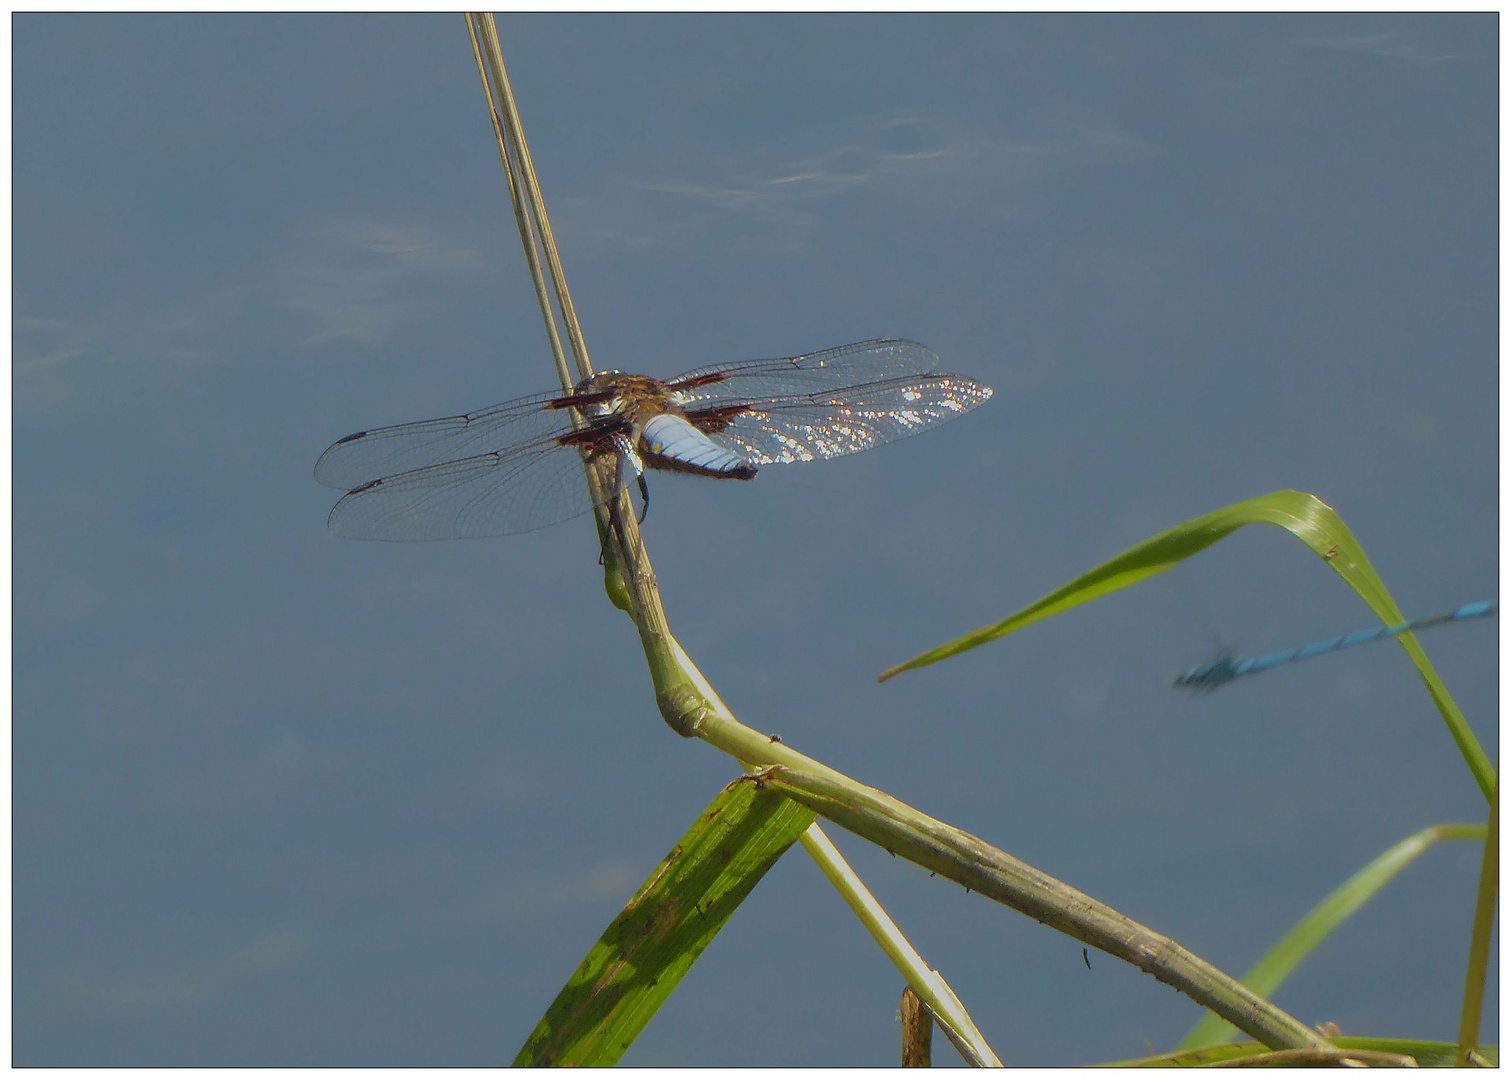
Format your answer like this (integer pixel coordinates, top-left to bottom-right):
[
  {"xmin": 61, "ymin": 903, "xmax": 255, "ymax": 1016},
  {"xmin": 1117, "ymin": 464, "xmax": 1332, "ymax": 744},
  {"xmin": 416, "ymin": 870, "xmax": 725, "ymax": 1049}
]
[
  {"xmin": 514, "ymin": 781, "xmax": 815, "ymax": 1066},
  {"xmin": 1179, "ymin": 823, "xmax": 1486, "ymax": 1050},
  {"xmin": 1107, "ymin": 1036, "xmax": 1497, "ymax": 1067},
  {"xmin": 878, "ymin": 489, "xmax": 1494, "ymax": 802}
]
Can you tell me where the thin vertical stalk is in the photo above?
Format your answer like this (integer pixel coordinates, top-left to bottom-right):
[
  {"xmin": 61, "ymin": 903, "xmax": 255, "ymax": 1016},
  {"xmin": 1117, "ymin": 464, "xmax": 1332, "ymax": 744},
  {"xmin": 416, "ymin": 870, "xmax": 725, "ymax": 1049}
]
[
  {"xmin": 1456, "ymin": 771, "xmax": 1497, "ymax": 1065},
  {"xmin": 900, "ymin": 987, "xmax": 933, "ymax": 1067},
  {"xmin": 467, "ymin": 12, "xmax": 629, "ymax": 600},
  {"xmin": 470, "ymin": 14, "xmax": 591, "ymax": 384},
  {"xmin": 465, "ymin": 14, "xmax": 576, "ymax": 395}
]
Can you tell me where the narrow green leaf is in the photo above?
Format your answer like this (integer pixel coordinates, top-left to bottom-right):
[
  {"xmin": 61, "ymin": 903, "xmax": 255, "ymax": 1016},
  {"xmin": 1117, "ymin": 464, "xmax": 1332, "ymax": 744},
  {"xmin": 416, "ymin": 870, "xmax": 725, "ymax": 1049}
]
[
  {"xmin": 1106, "ymin": 1037, "xmax": 1497, "ymax": 1068},
  {"xmin": 879, "ymin": 490, "xmax": 1338, "ymax": 680},
  {"xmin": 1178, "ymin": 823, "xmax": 1487, "ymax": 1051},
  {"xmin": 878, "ymin": 489, "xmax": 1494, "ymax": 803},
  {"xmin": 1456, "ymin": 773, "xmax": 1498, "ymax": 1065},
  {"xmin": 513, "ymin": 781, "xmax": 815, "ymax": 1067}
]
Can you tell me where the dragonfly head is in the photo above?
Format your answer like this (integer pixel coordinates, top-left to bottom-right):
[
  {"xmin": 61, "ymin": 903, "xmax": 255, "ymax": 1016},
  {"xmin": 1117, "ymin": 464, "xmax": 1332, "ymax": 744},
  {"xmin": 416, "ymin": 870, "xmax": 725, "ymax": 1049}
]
[
  {"xmin": 567, "ymin": 370, "xmax": 632, "ymax": 421},
  {"xmin": 574, "ymin": 370, "xmax": 624, "ymax": 392}
]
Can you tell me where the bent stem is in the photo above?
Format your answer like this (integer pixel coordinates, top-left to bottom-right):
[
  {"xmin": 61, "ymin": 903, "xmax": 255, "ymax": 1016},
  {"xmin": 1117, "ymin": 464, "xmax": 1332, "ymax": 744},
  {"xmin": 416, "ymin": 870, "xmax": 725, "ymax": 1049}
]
[
  {"xmin": 470, "ymin": 16, "xmax": 1329, "ymax": 1062},
  {"xmin": 470, "ymin": 17, "xmax": 989, "ymax": 1050},
  {"xmin": 588, "ymin": 363, "xmax": 1327, "ymax": 1052},
  {"xmin": 800, "ymin": 823, "xmax": 1002, "ymax": 1067}
]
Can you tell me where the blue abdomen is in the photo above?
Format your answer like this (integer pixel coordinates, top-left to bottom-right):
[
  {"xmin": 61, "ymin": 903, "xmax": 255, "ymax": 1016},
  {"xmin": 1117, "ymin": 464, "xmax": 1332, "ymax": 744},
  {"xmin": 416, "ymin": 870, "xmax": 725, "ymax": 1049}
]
[{"xmin": 641, "ymin": 413, "xmax": 755, "ymax": 479}]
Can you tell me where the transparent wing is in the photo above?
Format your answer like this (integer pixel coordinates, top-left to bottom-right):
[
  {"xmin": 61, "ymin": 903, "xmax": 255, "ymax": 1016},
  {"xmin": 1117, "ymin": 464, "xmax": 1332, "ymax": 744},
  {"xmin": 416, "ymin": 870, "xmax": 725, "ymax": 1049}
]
[
  {"xmin": 316, "ymin": 339, "xmax": 981, "ymax": 540},
  {"xmin": 326, "ymin": 439, "xmax": 595, "ymax": 541},
  {"xmin": 692, "ymin": 375, "xmax": 993, "ymax": 465},
  {"xmin": 314, "ymin": 388, "xmax": 575, "ymax": 491},
  {"xmin": 316, "ymin": 340, "xmax": 942, "ymax": 489},
  {"xmin": 666, "ymin": 339, "xmax": 941, "ymax": 408}
]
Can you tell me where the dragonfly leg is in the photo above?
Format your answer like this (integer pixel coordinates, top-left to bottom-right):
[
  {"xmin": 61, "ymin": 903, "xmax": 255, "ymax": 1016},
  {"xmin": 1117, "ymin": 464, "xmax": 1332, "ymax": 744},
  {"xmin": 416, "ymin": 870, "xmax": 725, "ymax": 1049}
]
[{"xmin": 610, "ymin": 431, "xmax": 650, "ymax": 525}]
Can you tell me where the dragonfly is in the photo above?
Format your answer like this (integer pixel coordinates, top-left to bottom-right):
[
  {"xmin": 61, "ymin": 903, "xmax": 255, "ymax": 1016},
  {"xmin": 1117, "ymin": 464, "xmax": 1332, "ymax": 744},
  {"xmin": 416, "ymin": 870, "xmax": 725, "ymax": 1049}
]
[
  {"xmin": 1173, "ymin": 600, "xmax": 1497, "ymax": 692},
  {"xmin": 315, "ymin": 339, "xmax": 993, "ymax": 541}
]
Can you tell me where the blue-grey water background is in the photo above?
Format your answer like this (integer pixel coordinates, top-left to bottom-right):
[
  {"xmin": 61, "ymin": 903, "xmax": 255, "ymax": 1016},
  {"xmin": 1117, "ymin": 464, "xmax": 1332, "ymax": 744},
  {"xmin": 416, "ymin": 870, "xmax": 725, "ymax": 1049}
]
[{"xmin": 14, "ymin": 13, "xmax": 1497, "ymax": 1066}]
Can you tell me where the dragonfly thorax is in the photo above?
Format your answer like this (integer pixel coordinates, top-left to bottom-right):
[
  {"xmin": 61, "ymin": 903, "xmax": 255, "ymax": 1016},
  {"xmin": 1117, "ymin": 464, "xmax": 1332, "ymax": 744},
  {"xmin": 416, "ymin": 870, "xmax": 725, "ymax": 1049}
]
[{"xmin": 568, "ymin": 371, "xmax": 676, "ymax": 425}]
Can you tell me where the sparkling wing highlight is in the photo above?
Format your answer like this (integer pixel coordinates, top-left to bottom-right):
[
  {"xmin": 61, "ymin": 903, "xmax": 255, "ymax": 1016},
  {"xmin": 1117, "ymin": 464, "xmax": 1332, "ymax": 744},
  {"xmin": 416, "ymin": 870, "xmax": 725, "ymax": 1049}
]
[
  {"xmin": 667, "ymin": 339, "xmax": 942, "ymax": 408},
  {"xmin": 690, "ymin": 375, "xmax": 993, "ymax": 465}
]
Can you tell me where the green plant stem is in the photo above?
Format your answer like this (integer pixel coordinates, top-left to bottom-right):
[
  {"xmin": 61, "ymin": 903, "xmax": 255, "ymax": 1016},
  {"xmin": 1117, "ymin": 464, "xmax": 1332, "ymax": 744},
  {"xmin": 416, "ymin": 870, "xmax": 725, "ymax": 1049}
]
[
  {"xmin": 750, "ymin": 766, "xmax": 1332, "ymax": 1053},
  {"xmin": 799, "ymin": 823, "xmax": 1002, "ymax": 1066},
  {"xmin": 1457, "ymin": 771, "xmax": 1498, "ymax": 1066},
  {"xmin": 628, "ymin": 537, "xmax": 1325, "ymax": 1051},
  {"xmin": 1109, "ymin": 1037, "xmax": 1496, "ymax": 1068},
  {"xmin": 1201, "ymin": 1047, "xmax": 1417, "ymax": 1068}
]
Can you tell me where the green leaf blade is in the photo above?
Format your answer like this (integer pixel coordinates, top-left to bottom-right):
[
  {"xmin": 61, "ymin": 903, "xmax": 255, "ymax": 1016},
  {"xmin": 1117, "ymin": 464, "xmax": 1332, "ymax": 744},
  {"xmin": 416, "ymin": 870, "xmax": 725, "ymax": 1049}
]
[
  {"xmin": 1178, "ymin": 823, "xmax": 1487, "ymax": 1051},
  {"xmin": 880, "ymin": 491, "xmax": 1361, "ymax": 680},
  {"xmin": 514, "ymin": 782, "xmax": 815, "ymax": 1066},
  {"xmin": 878, "ymin": 489, "xmax": 1493, "ymax": 801}
]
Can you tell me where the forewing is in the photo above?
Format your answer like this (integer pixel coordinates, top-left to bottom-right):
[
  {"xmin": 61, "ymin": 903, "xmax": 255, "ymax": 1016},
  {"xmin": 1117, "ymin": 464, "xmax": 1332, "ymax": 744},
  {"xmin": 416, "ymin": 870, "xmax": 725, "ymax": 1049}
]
[
  {"xmin": 692, "ymin": 375, "xmax": 992, "ymax": 466},
  {"xmin": 314, "ymin": 388, "xmax": 575, "ymax": 491},
  {"xmin": 326, "ymin": 439, "xmax": 594, "ymax": 541},
  {"xmin": 666, "ymin": 339, "xmax": 941, "ymax": 408}
]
